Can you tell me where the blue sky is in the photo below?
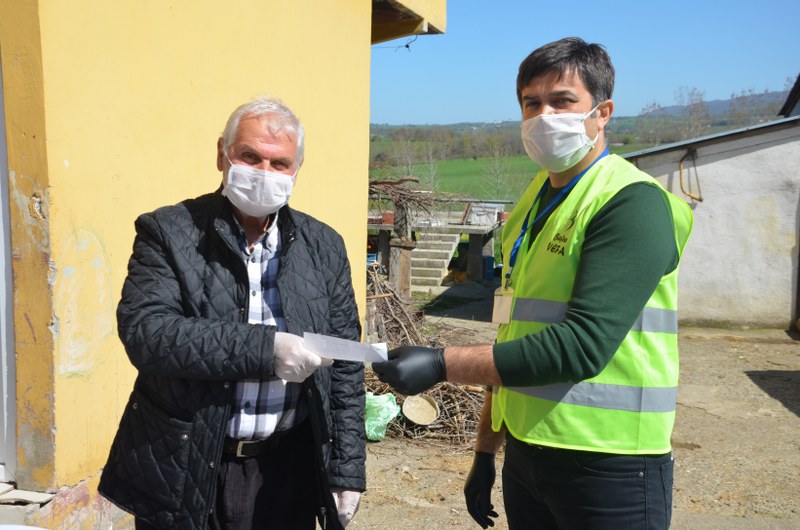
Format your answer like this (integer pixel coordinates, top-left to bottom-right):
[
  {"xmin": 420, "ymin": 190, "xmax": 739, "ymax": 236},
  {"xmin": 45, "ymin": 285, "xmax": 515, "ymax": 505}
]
[{"xmin": 370, "ymin": 1, "xmax": 799, "ymax": 124}]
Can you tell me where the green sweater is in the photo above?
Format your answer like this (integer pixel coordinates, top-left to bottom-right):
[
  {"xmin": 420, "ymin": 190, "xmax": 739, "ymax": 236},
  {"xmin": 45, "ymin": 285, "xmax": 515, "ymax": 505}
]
[{"xmin": 492, "ymin": 181, "xmax": 679, "ymax": 387}]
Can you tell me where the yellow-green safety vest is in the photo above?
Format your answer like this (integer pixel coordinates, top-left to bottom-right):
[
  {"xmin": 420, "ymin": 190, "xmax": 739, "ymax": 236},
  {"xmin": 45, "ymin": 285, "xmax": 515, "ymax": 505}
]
[{"xmin": 492, "ymin": 154, "xmax": 693, "ymax": 454}]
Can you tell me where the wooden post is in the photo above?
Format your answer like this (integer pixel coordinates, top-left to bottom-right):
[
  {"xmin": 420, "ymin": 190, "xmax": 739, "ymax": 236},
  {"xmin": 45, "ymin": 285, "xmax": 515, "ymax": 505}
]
[
  {"xmin": 377, "ymin": 230, "xmax": 391, "ymax": 270},
  {"xmin": 389, "ymin": 237, "xmax": 415, "ymax": 297},
  {"xmin": 467, "ymin": 233, "xmax": 483, "ymax": 281},
  {"xmin": 482, "ymin": 234, "xmax": 495, "ymax": 279},
  {"xmin": 467, "ymin": 232, "xmax": 495, "ymax": 281},
  {"xmin": 365, "ymin": 299, "xmax": 377, "ymax": 343}
]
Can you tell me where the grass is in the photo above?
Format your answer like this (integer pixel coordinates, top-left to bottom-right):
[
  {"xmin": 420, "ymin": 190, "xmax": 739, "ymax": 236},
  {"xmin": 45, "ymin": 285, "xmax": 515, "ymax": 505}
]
[
  {"xmin": 371, "ymin": 145, "xmax": 648, "ymax": 204},
  {"xmin": 431, "ymin": 156, "xmax": 538, "ymax": 199}
]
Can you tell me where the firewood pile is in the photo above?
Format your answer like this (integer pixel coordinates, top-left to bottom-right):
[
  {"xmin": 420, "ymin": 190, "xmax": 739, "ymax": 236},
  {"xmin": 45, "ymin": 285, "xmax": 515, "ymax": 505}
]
[
  {"xmin": 367, "ymin": 374, "xmax": 485, "ymax": 446},
  {"xmin": 365, "ymin": 264, "xmax": 485, "ymax": 446},
  {"xmin": 368, "ymin": 178, "xmax": 434, "ymax": 215}
]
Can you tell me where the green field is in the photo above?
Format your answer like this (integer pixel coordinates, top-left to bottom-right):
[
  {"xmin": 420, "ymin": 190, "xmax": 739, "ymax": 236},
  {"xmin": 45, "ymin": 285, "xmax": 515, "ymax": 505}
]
[
  {"xmin": 370, "ymin": 144, "xmax": 650, "ymax": 205},
  {"xmin": 430, "ymin": 155, "xmax": 538, "ymax": 199}
]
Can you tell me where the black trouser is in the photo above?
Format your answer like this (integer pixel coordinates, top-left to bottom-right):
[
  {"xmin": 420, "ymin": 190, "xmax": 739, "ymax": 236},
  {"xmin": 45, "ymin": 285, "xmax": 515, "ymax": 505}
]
[
  {"xmin": 136, "ymin": 419, "xmax": 317, "ymax": 530},
  {"xmin": 502, "ymin": 433, "xmax": 673, "ymax": 530}
]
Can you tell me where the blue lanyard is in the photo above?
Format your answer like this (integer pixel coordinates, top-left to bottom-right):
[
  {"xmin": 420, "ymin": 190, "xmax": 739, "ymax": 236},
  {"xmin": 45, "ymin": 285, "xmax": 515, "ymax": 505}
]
[{"xmin": 504, "ymin": 149, "xmax": 609, "ymax": 287}]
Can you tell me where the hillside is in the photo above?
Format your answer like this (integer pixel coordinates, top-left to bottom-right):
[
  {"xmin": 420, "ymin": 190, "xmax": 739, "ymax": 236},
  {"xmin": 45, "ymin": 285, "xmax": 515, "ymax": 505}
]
[
  {"xmin": 371, "ymin": 89, "xmax": 789, "ymax": 135},
  {"xmin": 647, "ymin": 90, "xmax": 788, "ymax": 117},
  {"xmin": 370, "ymin": 89, "xmax": 791, "ymax": 159}
]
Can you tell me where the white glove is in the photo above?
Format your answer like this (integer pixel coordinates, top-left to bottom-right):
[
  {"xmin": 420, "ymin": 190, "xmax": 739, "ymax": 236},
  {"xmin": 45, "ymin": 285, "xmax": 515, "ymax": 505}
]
[
  {"xmin": 273, "ymin": 332, "xmax": 332, "ymax": 383},
  {"xmin": 331, "ymin": 488, "xmax": 361, "ymax": 528}
]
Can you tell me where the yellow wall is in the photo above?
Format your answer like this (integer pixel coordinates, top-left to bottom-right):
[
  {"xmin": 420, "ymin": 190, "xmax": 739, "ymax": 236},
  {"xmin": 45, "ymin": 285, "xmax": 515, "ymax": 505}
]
[
  {"xmin": 1, "ymin": 0, "xmax": 371, "ymax": 491},
  {"xmin": 0, "ymin": 0, "xmax": 55, "ymax": 489}
]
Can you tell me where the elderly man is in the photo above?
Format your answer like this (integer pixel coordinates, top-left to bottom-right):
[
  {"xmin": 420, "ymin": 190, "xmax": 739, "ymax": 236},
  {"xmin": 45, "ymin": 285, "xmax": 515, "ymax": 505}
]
[
  {"xmin": 99, "ymin": 96, "xmax": 365, "ymax": 530},
  {"xmin": 374, "ymin": 37, "xmax": 693, "ymax": 530}
]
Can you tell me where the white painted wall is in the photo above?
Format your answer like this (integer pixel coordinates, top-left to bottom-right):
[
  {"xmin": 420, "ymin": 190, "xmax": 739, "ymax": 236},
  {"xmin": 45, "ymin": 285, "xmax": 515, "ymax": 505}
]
[{"xmin": 627, "ymin": 120, "xmax": 800, "ymax": 329}]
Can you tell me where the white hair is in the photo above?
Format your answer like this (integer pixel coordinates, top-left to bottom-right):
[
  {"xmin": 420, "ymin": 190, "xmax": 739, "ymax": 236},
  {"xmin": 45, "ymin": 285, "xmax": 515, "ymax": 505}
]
[{"xmin": 221, "ymin": 95, "xmax": 305, "ymax": 164}]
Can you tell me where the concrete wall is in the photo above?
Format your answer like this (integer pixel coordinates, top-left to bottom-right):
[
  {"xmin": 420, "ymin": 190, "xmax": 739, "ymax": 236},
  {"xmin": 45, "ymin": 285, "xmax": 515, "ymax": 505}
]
[
  {"xmin": 0, "ymin": 0, "xmax": 382, "ymax": 526},
  {"xmin": 627, "ymin": 120, "xmax": 800, "ymax": 329}
]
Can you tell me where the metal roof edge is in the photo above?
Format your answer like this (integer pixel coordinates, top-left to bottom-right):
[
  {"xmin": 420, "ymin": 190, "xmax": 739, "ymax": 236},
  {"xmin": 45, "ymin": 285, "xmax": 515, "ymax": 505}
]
[{"xmin": 623, "ymin": 115, "xmax": 800, "ymax": 160}]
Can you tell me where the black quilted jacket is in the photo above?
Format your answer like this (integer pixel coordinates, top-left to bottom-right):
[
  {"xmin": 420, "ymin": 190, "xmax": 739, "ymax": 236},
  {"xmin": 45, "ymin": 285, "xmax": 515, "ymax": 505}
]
[{"xmin": 98, "ymin": 190, "xmax": 365, "ymax": 530}]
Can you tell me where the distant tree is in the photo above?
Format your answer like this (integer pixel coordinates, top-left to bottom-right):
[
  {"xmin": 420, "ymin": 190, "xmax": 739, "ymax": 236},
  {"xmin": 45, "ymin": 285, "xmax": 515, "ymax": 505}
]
[
  {"xmin": 636, "ymin": 100, "xmax": 670, "ymax": 145},
  {"xmin": 387, "ymin": 128, "xmax": 420, "ymax": 178},
  {"xmin": 461, "ymin": 131, "xmax": 478, "ymax": 160},
  {"xmin": 482, "ymin": 134, "xmax": 525, "ymax": 201},
  {"xmin": 419, "ymin": 141, "xmax": 439, "ymax": 191},
  {"xmin": 429, "ymin": 126, "xmax": 454, "ymax": 160},
  {"xmin": 496, "ymin": 126, "xmax": 525, "ymax": 157},
  {"xmin": 483, "ymin": 135, "xmax": 508, "ymax": 200},
  {"xmin": 675, "ymin": 86, "xmax": 710, "ymax": 140},
  {"xmin": 727, "ymin": 84, "xmax": 792, "ymax": 125},
  {"xmin": 727, "ymin": 88, "xmax": 758, "ymax": 128}
]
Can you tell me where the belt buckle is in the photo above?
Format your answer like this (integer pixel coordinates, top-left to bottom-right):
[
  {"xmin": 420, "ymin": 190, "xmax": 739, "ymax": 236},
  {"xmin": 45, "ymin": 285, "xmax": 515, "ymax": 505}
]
[{"xmin": 235, "ymin": 440, "xmax": 254, "ymax": 458}]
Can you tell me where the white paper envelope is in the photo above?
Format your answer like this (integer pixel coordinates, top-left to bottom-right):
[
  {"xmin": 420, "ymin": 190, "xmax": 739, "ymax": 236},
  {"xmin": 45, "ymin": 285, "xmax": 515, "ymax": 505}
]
[{"xmin": 303, "ymin": 332, "xmax": 388, "ymax": 363}]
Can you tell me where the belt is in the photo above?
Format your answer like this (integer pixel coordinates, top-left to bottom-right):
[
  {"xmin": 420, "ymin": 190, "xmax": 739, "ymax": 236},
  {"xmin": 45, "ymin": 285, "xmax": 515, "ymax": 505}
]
[{"xmin": 222, "ymin": 435, "xmax": 283, "ymax": 458}]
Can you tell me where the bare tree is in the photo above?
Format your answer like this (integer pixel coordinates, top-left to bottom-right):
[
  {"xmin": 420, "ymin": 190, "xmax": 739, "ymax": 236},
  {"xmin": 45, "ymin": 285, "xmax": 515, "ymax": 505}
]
[
  {"xmin": 482, "ymin": 134, "xmax": 525, "ymax": 201},
  {"xmin": 388, "ymin": 128, "xmax": 420, "ymax": 179},
  {"xmin": 727, "ymin": 88, "xmax": 758, "ymax": 128},
  {"xmin": 429, "ymin": 126, "xmax": 454, "ymax": 161},
  {"xmin": 675, "ymin": 86, "xmax": 710, "ymax": 140},
  {"xmin": 419, "ymin": 140, "xmax": 439, "ymax": 191},
  {"xmin": 637, "ymin": 100, "xmax": 670, "ymax": 145}
]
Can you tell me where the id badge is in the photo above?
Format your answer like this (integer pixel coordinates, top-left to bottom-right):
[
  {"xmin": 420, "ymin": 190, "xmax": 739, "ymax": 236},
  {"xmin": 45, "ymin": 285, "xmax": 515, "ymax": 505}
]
[{"xmin": 492, "ymin": 286, "xmax": 514, "ymax": 324}]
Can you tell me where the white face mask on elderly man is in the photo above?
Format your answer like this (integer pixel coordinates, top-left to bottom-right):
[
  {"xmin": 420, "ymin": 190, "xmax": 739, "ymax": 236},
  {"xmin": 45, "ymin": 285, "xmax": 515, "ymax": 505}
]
[
  {"xmin": 221, "ymin": 161, "xmax": 296, "ymax": 218},
  {"xmin": 521, "ymin": 103, "xmax": 601, "ymax": 173}
]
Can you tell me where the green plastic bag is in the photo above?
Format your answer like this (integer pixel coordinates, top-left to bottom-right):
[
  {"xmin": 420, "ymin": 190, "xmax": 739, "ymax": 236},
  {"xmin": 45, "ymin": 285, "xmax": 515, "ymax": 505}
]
[{"xmin": 364, "ymin": 391, "xmax": 401, "ymax": 441}]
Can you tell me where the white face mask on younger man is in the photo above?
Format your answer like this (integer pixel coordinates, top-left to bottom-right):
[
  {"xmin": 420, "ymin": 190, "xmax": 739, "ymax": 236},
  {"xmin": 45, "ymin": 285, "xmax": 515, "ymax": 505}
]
[
  {"xmin": 521, "ymin": 103, "xmax": 601, "ymax": 173},
  {"xmin": 221, "ymin": 160, "xmax": 295, "ymax": 218}
]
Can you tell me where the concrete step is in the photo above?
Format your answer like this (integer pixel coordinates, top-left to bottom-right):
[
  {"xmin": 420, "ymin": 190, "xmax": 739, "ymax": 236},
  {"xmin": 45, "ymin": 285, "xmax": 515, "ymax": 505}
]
[
  {"xmin": 417, "ymin": 231, "xmax": 459, "ymax": 241},
  {"xmin": 415, "ymin": 240, "xmax": 457, "ymax": 251},
  {"xmin": 411, "ymin": 257, "xmax": 449, "ymax": 269},
  {"xmin": 411, "ymin": 249, "xmax": 452, "ymax": 260},
  {"xmin": 412, "ymin": 267, "xmax": 446, "ymax": 278},
  {"xmin": 411, "ymin": 276, "xmax": 442, "ymax": 287},
  {"xmin": 410, "ymin": 230, "xmax": 459, "ymax": 291},
  {"xmin": 418, "ymin": 228, "xmax": 461, "ymax": 239}
]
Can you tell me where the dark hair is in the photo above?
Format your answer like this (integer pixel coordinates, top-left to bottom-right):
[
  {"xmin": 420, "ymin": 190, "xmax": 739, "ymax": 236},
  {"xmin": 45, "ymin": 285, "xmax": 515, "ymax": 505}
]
[{"xmin": 516, "ymin": 37, "xmax": 615, "ymax": 107}]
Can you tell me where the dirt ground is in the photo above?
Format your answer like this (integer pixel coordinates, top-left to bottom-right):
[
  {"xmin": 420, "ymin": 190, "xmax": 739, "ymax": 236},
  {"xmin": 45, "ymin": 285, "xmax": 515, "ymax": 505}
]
[{"xmin": 348, "ymin": 282, "xmax": 800, "ymax": 530}]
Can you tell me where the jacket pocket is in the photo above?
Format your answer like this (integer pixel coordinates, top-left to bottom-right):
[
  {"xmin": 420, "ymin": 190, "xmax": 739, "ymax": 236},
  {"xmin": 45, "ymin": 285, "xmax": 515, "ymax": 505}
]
[{"xmin": 109, "ymin": 387, "xmax": 193, "ymax": 512}]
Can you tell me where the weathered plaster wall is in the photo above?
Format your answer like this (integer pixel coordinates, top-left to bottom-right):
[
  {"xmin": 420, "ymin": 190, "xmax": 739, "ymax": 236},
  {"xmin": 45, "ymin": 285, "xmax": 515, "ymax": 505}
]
[
  {"xmin": 1, "ymin": 0, "xmax": 373, "ymax": 516},
  {"xmin": 33, "ymin": 474, "xmax": 130, "ymax": 529},
  {"xmin": 630, "ymin": 124, "xmax": 800, "ymax": 328},
  {"xmin": 0, "ymin": 0, "xmax": 56, "ymax": 490}
]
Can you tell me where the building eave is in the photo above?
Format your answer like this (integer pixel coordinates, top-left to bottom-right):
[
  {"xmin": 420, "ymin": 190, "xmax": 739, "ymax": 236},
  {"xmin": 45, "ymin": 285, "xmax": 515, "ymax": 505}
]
[{"xmin": 371, "ymin": 0, "xmax": 446, "ymax": 45}]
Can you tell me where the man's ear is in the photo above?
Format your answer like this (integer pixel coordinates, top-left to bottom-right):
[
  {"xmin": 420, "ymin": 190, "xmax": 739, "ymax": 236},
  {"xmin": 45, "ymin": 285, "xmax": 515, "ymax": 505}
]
[
  {"xmin": 216, "ymin": 138, "xmax": 225, "ymax": 172},
  {"xmin": 598, "ymin": 100, "xmax": 614, "ymax": 129}
]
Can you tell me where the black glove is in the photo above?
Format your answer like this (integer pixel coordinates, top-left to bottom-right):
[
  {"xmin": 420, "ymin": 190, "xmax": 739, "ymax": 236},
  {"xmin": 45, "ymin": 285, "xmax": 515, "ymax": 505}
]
[
  {"xmin": 464, "ymin": 451, "xmax": 499, "ymax": 528},
  {"xmin": 371, "ymin": 345, "xmax": 446, "ymax": 395}
]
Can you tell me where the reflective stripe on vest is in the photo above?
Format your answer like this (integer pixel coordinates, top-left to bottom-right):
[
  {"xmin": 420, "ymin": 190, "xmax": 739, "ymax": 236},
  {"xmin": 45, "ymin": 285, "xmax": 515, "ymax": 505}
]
[
  {"xmin": 505, "ymin": 381, "xmax": 677, "ymax": 413},
  {"xmin": 513, "ymin": 298, "xmax": 678, "ymax": 334}
]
